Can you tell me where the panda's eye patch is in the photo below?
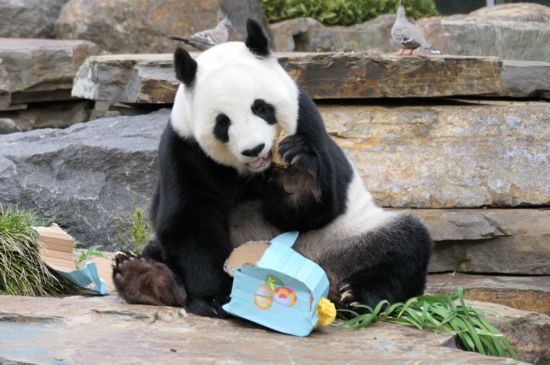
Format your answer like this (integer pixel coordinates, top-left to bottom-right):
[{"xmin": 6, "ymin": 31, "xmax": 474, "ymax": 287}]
[
  {"xmin": 214, "ymin": 113, "xmax": 230, "ymax": 143},
  {"xmin": 251, "ymin": 99, "xmax": 276, "ymax": 125}
]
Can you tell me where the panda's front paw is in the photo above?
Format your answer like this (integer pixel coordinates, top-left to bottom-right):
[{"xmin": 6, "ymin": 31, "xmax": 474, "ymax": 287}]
[{"xmin": 278, "ymin": 134, "xmax": 319, "ymax": 176}]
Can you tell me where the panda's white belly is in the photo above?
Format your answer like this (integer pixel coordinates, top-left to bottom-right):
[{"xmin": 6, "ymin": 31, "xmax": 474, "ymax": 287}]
[{"xmin": 228, "ymin": 172, "xmax": 397, "ymax": 261}]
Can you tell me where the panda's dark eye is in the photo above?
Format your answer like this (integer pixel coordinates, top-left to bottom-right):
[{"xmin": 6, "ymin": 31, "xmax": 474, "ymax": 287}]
[
  {"xmin": 213, "ymin": 113, "xmax": 230, "ymax": 143},
  {"xmin": 251, "ymin": 99, "xmax": 276, "ymax": 125}
]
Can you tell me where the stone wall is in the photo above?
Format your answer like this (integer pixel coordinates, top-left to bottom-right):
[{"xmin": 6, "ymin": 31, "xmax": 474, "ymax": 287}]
[{"xmin": 271, "ymin": 3, "xmax": 550, "ymax": 62}]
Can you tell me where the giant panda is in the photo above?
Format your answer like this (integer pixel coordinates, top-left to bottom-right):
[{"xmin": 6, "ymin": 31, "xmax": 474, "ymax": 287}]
[{"xmin": 112, "ymin": 19, "xmax": 432, "ymax": 318}]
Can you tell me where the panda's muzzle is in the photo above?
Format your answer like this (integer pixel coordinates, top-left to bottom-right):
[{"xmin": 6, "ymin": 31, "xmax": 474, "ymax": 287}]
[{"xmin": 246, "ymin": 150, "xmax": 272, "ymax": 172}]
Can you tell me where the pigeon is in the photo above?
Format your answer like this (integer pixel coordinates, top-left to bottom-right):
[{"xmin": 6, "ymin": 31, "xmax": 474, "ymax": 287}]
[
  {"xmin": 170, "ymin": 17, "xmax": 232, "ymax": 51},
  {"xmin": 391, "ymin": 1, "xmax": 440, "ymax": 56}
]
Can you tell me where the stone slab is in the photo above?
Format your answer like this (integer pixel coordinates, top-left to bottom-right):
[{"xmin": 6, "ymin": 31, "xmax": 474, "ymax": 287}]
[
  {"xmin": 429, "ymin": 234, "xmax": 550, "ymax": 275},
  {"xmin": 427, "ymin": 274, "xmax": 550, "ymax": 316},
  {"xmin": 0, "ymin": 295, "xmax": 528, "ymax": 364},
  {"xmin": 419, "ymin": 209, "xmax": 550, "ymax": 275},
  {"xmin": 321, "ymin": 102, "xmax": 550, "ymax": 208},
  {"xmin": 0, "ymin": 38, "xmax": 98, "ymax": 109},
  {"xmin": 409, "ymin": 209, "xmax": 550, "ymax": 242},
  {"xmin": 502, "ymin": 60, "xmax": 550, "ymax": 98},
  {"xmin": 0, "ymin": 100, "xmax": 92, "ymax": 133},
  {"xmin": 72, "ymin": 52, "xmax": 512, "ymax": 103}
]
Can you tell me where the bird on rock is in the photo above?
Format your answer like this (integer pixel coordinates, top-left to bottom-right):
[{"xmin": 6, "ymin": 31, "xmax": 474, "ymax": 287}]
[
  {"xmin": 391, "ymin": 1, "xmax": 440, "ymax": 56},
  {"xmin": 170, "ymin": 17, "xmax": 232, "ymax": 51}
]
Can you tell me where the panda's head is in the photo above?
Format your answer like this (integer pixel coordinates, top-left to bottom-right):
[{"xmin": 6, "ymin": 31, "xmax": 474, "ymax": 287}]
[{"xmin": 170, "ymin": 19, "xmax": 299, "ymax": 174}]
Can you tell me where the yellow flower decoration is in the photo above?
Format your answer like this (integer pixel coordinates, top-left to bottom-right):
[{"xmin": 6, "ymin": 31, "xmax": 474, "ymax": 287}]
[{"xmin": 316, "ymin": 298, "xmax": 336, "ymax": 326}]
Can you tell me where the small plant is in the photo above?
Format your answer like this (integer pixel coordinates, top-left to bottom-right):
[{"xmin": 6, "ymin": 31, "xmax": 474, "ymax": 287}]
[
  {"xmin": 128, "ymin": 206, "xmax": 153, "ymax": 253},
  {"xmin": 74, "ymin": 243, "xmax": 104, "ymax": 267},
  {"xmin": 114, "ymin": 205, "xmax": 154, "ymax": 253},
  {"xmin": 259, "ymin": 0, "xmax": 439, "ymax": 26},
  {"xmin": 0, "ymin": 205, "xmax": 63, "ymax": 296},
  {"xmin": 339, "ymin": 289, "xmax": 516, "ymax": 358}
]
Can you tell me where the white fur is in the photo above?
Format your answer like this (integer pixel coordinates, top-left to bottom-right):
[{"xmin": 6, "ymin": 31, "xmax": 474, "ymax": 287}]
[
  {"xmin": 295, "ymin": 170, "xmax": 398, "ymax": 261},
  {"xmin": 171, "ymin": 42, "xmax": 299, "ymax": 173},
  {"xmin": 229, "ymin": 168, "xmax": 398, "ymax": 261}
]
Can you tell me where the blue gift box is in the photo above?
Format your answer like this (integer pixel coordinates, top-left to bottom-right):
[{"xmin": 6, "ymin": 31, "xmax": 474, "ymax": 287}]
[{"xmin": 222, "ymin": 232, "xmax": 330, "ymax": 337}]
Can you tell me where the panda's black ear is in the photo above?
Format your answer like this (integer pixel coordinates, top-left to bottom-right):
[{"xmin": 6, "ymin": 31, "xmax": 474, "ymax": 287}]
[
  {"xmin": 245, "ymin": 19, "xmax": 270, "ymax": 57},
  {"xmin": 174, "ymin": 47, "xmax": 197, "ymax": 87}
]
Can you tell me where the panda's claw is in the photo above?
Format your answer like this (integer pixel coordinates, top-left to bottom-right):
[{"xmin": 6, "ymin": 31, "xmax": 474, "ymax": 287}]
[{"xmin": 338, "ymin": 282, "xmax": 357, "ymax": 306}]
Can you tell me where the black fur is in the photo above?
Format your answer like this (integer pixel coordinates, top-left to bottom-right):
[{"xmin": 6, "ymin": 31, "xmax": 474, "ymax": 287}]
[
  {"xmin": 251, "ymin": 99, "xmax": 276, "ymax": 125},
  {"xmin": 174, "ymin": 47, "xmax": 197, "ymax": 87},
  {"xmin": 319, "ymin": 214, "xmax": 432, "ymax": 308},
  {"xmin": 146, "ymin": 124, "xmax": 251, "ymax": 316},
  {"xmin": 245, "ymin": 19, "xmax": 270, "ymax": 57},
  {"xmin": 113, "ymin": 38, "xmax": 432, "ymax": 317},
  {"xmin": 213, "ymin": 114, "xmax": 230, "ymax": 143},
  {"xmin": 261, "ymin": 91, "xmax": 353, "ymax": 232}
]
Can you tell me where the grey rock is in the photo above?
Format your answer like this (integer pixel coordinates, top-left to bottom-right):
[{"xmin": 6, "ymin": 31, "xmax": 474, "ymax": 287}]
[
  {"xmin": 417, "ymin": 4, "xmax": 550, "ymax": 62},
  {"xmin": 0, "ymin": 101, "xmax": 93, "ymax": 132},
  {"xmin": 0, "ymin": 109, "xmax": 168, "ymax": 247},
  {"xmin": 418, "ymin": 209, "xmax": 550, "ymax": 275},
  {"xmin": 271, "ymin": 3, "xmax": 550, "ymax": 61},
  {"xmin": 502, "ymin": 60, "xmax": 550, "ymax": 98},
  {"xmin": 0, "ymin": 295, "xmax": 529, "ymax": 364},
  {"xmin": 468, "ymin": 3, "xmax": 550, "ymax": 22},
  {"xmin": 0, "ymin": 0, "xmax": 69, "ymax": 38},
  {"xmin": 0, "ymin": 118, "xmax": 19, "ymax": 134},
  {"xmin": 429, "ymin": 234, "xmax": 550, "ymax": 275},
  {"xmin": 270, "ymin": 15, "xmax": 395, "ymax": 52},
  {"xmin": 55, "ymin": 0, "xmax": 223, "ymax": 54},
  {"xmin": 0, "ymin": 38, "xmax": 98, "ymax": 110},
  {"xmin": 468, "ymin": 300, "xmax": 550, "ymax": 365},
  {"xmin": 221, "ymin": 0, "xmax": 273, "ymax": 42}
]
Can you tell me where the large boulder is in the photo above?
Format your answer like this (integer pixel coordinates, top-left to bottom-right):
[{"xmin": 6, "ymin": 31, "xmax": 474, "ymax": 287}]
[
  {"xmin": 0, "ymin": 110, "xmax": 168, "ymax": 247},
  {"xmin": 0, "ymin": 0, "xmax": 69, "ymax": 38},
  {"xmin": 55, "ymin": 0, "xmax": 222, "ymax": 53}
]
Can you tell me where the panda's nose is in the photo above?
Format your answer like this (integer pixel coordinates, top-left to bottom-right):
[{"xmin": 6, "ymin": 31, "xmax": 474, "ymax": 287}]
[{"xmin": 241, "ymin": 143, "xmax": 265, "ymax": 157}]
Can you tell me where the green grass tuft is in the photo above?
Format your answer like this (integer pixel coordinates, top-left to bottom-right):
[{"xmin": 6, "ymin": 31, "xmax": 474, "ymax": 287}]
[
  {"xmin": 339, "ymin": 288, "xmax": 516, "ymax": 359},
  {"xmin": 0, "ymin": 205, "xmax": 64, "ymax": 296}
]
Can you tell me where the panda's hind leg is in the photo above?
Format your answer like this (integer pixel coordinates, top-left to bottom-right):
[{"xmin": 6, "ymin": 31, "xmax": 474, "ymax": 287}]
[{"xmin": 319, "ymin": 214, "xmax": 432, "ymax": 311}]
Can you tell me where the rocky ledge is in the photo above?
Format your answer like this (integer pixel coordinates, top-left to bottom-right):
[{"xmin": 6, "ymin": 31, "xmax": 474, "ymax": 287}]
[
  {"xmin": 1, "ymin": 295, "xmax": 544, "ymax": 364},
  {"xmin": 70, "ymin": 52, "xmax": 550, "ymax": 104}
]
